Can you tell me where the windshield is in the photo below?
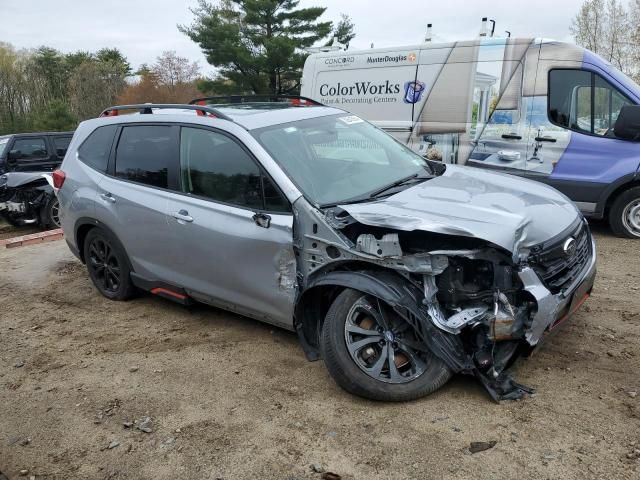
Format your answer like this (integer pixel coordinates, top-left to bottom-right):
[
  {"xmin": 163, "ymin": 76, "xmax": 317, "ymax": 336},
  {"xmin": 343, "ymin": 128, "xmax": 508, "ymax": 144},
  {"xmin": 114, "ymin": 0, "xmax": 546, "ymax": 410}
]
[
  {"xmin": 253, "ymin": 114, "xmax": 431, "ymax": 206},
  {"xmin": 0, "ymin": 137, "xmax": 9, "ymax": 156}
]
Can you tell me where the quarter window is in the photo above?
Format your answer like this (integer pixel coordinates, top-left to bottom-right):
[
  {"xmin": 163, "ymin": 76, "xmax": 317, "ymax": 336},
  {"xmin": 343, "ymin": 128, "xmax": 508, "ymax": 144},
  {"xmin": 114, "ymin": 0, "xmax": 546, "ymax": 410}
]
[
  {"xmin": 549, "ymin": 69, "xmax": 634, "ymax": 136},
  {"xmin": 179, "ymin": 127, "xmax": 289, "ymax": 212},
  {"xmin": 115, "ymin": 126, "xmax": 172, "ymax": 188},
  {"xmin": 78, "ymin": 125, "xmax": 117, "ymax": 172},
  {"xmin": 9, "ymin": 138, "xmax": 47, "ymax": 160}
]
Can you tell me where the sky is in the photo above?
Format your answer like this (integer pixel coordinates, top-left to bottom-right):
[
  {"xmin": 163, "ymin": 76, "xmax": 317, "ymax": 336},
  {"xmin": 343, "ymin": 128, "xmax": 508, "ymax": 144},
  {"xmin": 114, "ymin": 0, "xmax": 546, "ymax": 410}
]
[{"xmin": 0, "ymin": 0, "xmax": 585, "ymax": 76}]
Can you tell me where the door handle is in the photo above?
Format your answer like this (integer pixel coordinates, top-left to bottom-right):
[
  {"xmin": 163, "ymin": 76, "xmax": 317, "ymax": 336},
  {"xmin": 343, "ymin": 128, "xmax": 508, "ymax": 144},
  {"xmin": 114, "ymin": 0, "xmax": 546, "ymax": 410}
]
[
  {"xmin": 501, "ymin": 134, "xmax": 522, "ymax": 140},
  {"xmin": 253, "ymin": 212, "xmax": 271, "ymax": 228},
  {"xmin": 99, "ymin": 192, "xmax": 116, "ymax": 203},
  {"xmin": 535, "ymin": 136, "xmax": 557, "ymax": 143},
  {"xmin": 172, "ymin": 209, "xmax": 193, "ymax": 223}
]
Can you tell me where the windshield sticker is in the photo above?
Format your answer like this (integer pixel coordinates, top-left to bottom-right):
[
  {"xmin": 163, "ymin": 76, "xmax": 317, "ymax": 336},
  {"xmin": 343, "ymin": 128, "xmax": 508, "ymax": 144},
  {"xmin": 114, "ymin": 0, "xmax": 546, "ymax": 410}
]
[
  {"xmin": 339, "ymin": 115, "xmax": 364, "ymax": 125},
  {"xmin": 284, "ymin": 127, "xmax": 298, "ymax": 133}
]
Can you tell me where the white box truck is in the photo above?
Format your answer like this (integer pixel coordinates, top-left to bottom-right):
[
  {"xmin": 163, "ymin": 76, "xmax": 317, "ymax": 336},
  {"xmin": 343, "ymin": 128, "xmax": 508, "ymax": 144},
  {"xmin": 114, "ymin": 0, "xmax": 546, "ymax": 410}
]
[{"xmin": 301, "ymin": 37, "xmax": 640, "ymax": 237}]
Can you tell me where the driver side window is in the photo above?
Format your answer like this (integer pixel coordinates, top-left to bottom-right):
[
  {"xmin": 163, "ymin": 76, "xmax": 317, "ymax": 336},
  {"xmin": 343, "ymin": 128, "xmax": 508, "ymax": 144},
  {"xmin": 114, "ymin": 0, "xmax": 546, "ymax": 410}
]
[{"xmin": 549, "ymin": 69, "xmax": 634, "ymax": 136}]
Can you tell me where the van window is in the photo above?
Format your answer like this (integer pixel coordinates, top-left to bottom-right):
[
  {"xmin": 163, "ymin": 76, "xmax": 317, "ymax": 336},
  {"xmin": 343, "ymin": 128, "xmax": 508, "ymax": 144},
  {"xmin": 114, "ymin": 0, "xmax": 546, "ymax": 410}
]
[
  {"xmin": 53, "ymin": 136, "xmax": 72, "ymax": 157},
  {"xmin": 549, "ymin": 69, "xmax": 634, "ymax": 136},
  {"xmin": 179, "ymin": 127, "xmax": 289, "ymax": 212},
  {"xmin": 78, "ymin": 125, "xmax": 117, "ymax": 172},
  {"xmin": 9, "ymin": 138, "xmax": 47, "ymax": 160},
  {"xmin": 115, "ymin": 126, "xmax": 172, "ymax": 188}
]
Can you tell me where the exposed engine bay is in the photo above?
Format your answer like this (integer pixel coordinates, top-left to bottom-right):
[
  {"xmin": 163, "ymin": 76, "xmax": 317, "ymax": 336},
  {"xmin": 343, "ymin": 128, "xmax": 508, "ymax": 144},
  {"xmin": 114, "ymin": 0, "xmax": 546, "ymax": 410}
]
[
  {"xmin": 0, "ymin": 172, "xmax": 59, "ymax": 228},
  {"xmin": 293, "ymin": 200, "xmax": 596, "ymax": 402}
]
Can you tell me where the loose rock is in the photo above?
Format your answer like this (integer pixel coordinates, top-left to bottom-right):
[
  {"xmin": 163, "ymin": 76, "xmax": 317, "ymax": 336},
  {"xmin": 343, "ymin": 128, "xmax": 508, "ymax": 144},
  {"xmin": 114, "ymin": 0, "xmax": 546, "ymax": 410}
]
[
  {"xmin": 129, "ymin": 366, "xmax": 139, "ymax": 373},
  {"xmin": 108, "ymin": 440, "xmax": 120, "ymax": 449},
  {"xmin": 469, "ymin": 441, "xmax": 497, "ymax": 454},
  {"xmin": 137, "ymin": 416, "xmax": 153, "ymax": 433},
  {"xmin": 311, "ymin": 464, "xmax": 325, "ymax": 473},
  {"xmin": 321, "ymin": 473, "xmax": 341, "ymax": 480}
]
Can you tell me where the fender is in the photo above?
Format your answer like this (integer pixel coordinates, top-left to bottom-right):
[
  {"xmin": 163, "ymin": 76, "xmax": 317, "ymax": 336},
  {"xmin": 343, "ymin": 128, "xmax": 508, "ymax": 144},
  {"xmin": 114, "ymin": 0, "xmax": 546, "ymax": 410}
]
[
  {"xmin": 1, "ymin": 171, "xmax": 52, "ymax": 189},
  {"xmin": 73, "ymin": 216, "xmax": 133, "ymax": 271},
  {"xmin": 297, "ymin": 269, "xmax": 472, "ymax": 372},
  {"xmin": 596, "ymin": 172, "xmax": 640, "ymax": 215}
]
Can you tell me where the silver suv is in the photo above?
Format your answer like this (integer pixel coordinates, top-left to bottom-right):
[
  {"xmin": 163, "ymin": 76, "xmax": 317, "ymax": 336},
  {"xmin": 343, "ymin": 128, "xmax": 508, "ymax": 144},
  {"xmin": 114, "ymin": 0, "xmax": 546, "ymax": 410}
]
[{"xmin": 56, "ymin": 97, "xmax": 596, "ymax": 402}]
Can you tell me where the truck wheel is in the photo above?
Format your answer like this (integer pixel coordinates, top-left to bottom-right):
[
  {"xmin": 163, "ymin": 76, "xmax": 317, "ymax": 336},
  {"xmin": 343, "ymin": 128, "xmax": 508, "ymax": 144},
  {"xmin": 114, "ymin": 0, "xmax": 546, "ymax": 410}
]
[
  {"xmin": 83, "ymin": 228, "xmax": 136, "ymax": 301},
  {"xmin": 320, "ymin": 288, "xmax": 452, "ymax": 401},
  {"xmin": 40, "ymin": 195, "xmax": 61, "ymax": 229},
  {"xmin": 609, "ymin": 186, "xmax": 640, "ymax": 239}
]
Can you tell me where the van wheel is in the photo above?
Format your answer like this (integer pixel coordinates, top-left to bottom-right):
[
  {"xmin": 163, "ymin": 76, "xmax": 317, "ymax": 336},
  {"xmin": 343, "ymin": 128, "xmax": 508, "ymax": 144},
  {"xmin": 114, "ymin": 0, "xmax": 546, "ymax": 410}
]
[
  {"xmin": 83, "ymin": 228, "xmax": 136, "ymax": 301},
  {"xmin": 609, "ymin": 187, "xmax": 640, "ymax": 239},
  {"xmin": 320, "ymin": 289, "xmax": 452, "ymax": 401},
  {"xmin": 40, "ymin": 195, "xmax": 61, "ymax": 229}
]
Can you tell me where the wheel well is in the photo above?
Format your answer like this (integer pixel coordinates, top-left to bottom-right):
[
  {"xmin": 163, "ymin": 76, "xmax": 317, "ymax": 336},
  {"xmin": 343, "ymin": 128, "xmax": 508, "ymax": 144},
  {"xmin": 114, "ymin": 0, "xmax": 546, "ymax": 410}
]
[
  {"xmin": 75, "ymin": 223, "xmax": 95, "ymax": 263},
  {"xmin": 295, "ymin": 284, "xmax": 344, "ymax": 351},
  {"xmin": 604, "ymin": 180, "xmax": 640, "ymax": 217}
]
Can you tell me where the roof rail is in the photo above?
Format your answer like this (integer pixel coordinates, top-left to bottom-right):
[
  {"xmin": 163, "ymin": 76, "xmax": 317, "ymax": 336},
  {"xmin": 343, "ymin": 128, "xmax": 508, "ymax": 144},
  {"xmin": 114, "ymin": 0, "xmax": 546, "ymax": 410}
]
[
  {"xmin": 99, "ymin": 104, "xmax": 234, "ymax": 121},
  {"xmin": 189, "ymin": 95, "xmax": 323, "ymax": 107}
]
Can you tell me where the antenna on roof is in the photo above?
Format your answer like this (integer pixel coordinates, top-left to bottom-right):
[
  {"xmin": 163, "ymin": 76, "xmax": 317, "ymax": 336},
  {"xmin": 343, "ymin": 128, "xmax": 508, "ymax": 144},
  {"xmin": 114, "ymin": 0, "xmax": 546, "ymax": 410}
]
[
  {"xmin": 424, "ymin": 23, "xmax": 433, "ymax": 42},
  {"xmin": 505, "ymin": 30, "xmax": 511, "ymax": 38},
  {"xmin": 489, "ymin": 19, "xmax": 496, "ymax": 37},
  {"xmin": 370, "ymin": 43, "xmax": 374, "ymax": 49}
]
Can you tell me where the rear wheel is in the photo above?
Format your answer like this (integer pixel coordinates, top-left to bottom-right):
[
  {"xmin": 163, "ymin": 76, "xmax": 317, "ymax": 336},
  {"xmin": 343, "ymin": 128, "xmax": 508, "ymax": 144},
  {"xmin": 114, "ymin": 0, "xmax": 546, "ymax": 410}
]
[
  {"xmin": 320, "ymin": 289, "xmax": 452, "ymax": 401},
  {"xmin": 83, "ymin": 228, "xmax": 135, "ymax": 300},
  {"xmin": 609, "ymin": 186, "xmax": 640, "ymax": 238}
]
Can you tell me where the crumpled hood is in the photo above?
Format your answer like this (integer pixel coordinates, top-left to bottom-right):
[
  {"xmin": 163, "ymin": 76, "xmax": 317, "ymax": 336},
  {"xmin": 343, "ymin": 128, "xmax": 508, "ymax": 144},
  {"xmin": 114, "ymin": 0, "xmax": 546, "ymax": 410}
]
[
  {"xmin": 339, "ymin": 165, "xmax": 580, "ymax": 253},
  {"xmin": 1, "ymin": 171, "xmax": 53, "ymax": 188}
]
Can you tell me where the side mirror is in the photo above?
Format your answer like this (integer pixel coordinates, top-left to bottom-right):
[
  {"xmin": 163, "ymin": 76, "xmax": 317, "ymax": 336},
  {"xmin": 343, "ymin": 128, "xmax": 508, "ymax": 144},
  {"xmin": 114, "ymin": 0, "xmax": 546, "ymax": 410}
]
[{"xmin": 614, "ymin": 105, "xmax": 640, "ymax": 141}]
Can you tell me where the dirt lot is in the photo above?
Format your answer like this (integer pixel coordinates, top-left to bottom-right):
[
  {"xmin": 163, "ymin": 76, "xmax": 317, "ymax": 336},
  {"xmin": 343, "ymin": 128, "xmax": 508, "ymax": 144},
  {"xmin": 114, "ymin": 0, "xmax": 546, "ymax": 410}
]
[{"xmin": 0, "ymin": 222, "xmax": 638, "ymax": 480}]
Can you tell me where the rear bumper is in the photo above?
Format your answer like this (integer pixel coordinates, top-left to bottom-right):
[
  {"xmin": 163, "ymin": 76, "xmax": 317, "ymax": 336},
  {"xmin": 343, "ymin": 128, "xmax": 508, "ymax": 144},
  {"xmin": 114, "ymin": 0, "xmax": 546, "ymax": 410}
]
[{"xmin": 519, "ymin": 237, "xmax": 597, "ymax": 346}]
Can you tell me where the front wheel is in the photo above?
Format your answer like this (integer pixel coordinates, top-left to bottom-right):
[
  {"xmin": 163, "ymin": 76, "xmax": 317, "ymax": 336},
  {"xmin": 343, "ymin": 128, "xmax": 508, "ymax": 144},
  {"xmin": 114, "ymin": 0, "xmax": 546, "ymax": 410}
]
[
  {"xmin": 609, "ymin": 186, "xmax": 640, "ymax": 239},
  {"xmin": 320, "ymin": 289, "xmax": 452, "ymax": 401},
  {"xmin": 40, "ymin": 195, "xmax": 61, "ymax": 229}
]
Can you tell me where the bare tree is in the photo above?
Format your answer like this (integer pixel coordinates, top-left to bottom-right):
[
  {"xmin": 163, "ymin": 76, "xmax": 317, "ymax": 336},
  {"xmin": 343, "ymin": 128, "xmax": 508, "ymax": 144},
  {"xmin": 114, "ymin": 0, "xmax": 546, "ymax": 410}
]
[
  {"xmin": 571, "ymin": 0, "xmax": 606, "ymax": 54},
  {"xmin": 571, "ymin": 0, "xmax": 639, "ymax": 79},
  {"xmin": 152, "ymin": 51, "xmax": 200, "ymax": 94}
]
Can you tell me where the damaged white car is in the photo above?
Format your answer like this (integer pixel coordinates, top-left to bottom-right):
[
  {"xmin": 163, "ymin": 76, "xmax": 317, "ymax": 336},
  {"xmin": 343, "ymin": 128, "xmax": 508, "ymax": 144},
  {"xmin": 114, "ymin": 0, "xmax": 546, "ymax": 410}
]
[{"xmin": 56, "ymin": 97, "xmax": 597, "ymax": 402}]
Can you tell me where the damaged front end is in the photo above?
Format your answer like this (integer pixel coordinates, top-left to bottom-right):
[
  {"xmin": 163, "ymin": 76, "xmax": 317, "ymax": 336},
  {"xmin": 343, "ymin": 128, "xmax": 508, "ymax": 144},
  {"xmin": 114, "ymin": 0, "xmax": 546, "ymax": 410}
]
[
  {"xmin": 0, "ymin": 172, "xmax": 57, "ymax": 227},
  {"xmin": 294, "ymin": 201, "xmax": 596, "ymax": 402}
]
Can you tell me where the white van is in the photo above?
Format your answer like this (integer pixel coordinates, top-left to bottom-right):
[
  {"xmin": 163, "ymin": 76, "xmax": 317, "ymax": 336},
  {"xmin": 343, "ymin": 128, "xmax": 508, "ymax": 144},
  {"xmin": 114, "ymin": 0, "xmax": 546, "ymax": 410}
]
[{"xmin": 301, "ymin": 38, "xmax": 640, "ymax": 238}]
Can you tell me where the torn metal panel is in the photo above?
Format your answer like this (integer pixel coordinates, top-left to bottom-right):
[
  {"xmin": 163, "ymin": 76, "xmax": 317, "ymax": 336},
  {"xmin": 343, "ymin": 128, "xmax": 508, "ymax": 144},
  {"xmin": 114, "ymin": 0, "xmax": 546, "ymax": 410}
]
[
  {"xmin": 339, "ymin": 165, "xmax": 579, "ymax": 254},
  {"xmin": 356, "ymin": 233, "xmax": 402, "ymax": 257}
]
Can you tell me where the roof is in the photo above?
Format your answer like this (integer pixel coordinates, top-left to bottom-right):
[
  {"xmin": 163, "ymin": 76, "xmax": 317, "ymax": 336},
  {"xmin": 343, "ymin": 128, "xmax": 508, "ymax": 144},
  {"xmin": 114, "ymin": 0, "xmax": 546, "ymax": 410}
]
[
  {"xmin": 91, "ymin": 104, "xmax": 346, "ymax": 131},
  {"xmin": 0, "ymin": 131, "xmax": 74, "ymax": 138}
]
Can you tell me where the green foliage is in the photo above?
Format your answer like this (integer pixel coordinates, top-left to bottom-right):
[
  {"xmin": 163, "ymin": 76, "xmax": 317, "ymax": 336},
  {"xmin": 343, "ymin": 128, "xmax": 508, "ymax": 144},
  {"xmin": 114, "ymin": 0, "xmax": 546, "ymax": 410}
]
[
  {"xmin": 33, "ymin": 99, "xmax": 77, "ymax": 131},
  {"xmin": 180, "ymin": 0, "xmax": 345, "ymax": 94},
  {"xmin": 327, "ymin": 14, "xmax": 355, "ymax": 47},
  {"xmin": 0, "ymin": 43, "xmax": 131, "ymax": 135}
]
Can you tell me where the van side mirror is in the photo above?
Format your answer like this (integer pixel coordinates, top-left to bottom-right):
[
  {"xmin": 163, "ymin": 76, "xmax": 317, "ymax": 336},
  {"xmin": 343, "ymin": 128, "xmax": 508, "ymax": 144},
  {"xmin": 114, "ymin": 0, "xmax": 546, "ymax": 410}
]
[{"xmin": 614, "ymin": 105, "xmax": 640, "ymax": 141}]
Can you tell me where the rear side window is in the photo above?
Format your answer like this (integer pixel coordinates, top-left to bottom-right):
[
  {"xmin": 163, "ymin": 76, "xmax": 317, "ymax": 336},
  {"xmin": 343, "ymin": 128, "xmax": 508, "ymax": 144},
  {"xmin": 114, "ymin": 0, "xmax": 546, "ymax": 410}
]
[
  {"xmin": 53, "ymin": 136, "xmax": 71, "ymax": 157},
  {"xmin": 179, "ymin": 127, "xmax": 289, "ymax": 212},
  {"xmin": 115, "ymin": 126, "xmax": 172, "ymax": 189},
  {"xmin": 78, "ymin": 125, "xmax": 117, "ymax": 172},
  {"xmin": 10, "ymin": 138, "xmax": 47, "ymax": 160}
]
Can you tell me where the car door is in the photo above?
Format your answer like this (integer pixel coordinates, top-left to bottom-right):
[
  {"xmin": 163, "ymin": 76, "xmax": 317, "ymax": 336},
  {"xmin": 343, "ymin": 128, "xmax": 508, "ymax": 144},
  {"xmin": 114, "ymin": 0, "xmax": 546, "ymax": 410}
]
[
  {"xmin": 526, "ymin": 67, "xmax": 638, "ymax": 212},
  {"xmin": 164, "ymin": 125, "xmax": 296, "ymax": 329},
  {"xmin": 94, "ymin": 124, "xmax": 178, "ymax": 281}
]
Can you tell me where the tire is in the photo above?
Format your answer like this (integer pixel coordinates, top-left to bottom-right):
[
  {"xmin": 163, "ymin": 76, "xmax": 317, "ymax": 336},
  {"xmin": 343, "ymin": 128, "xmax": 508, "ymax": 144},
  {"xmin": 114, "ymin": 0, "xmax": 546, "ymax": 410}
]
[
  {"xmin": 83, "ymin": 227, "xmax": 136, "ymax": 301},
  {"xmin": 609, "ymin": 186, "xmax": 640, "ymax": 239},
  {"xmin": 40, "ymin": 195, "xmax": 61, "ymax": 229},
  {"xmin": 320, "ymin": 288, "xmax": 453, "ymax": 402}
]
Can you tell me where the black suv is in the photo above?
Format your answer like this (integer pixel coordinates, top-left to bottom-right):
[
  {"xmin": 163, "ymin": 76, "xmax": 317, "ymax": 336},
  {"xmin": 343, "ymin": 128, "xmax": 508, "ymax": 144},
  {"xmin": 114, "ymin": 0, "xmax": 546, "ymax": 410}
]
[{"xmin": 0, "ymin": 131, "xmax": 73, "ymax": 228}]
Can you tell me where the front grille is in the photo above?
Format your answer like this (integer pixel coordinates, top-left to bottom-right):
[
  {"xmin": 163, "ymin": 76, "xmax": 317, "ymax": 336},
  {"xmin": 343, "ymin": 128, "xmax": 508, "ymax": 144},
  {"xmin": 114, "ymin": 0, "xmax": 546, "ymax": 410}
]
[{"xmin": 530, "ymin": 222, "xmax": 592, "ymax": 294}]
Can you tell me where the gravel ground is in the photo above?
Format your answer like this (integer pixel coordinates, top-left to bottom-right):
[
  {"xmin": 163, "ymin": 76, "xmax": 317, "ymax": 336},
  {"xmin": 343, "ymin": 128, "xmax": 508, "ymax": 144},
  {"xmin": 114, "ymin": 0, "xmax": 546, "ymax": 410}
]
[{"xmin": 0, "ymin": 222, "xmax": 638, "ymax": 480}]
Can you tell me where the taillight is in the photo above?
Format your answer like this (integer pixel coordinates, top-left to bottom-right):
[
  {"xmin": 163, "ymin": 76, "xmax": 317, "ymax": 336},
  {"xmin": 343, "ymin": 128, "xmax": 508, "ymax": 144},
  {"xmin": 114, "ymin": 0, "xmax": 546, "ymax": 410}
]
[{"xmin": 52, "ymin": 169, "xmax": 66, "ymax": 189}]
